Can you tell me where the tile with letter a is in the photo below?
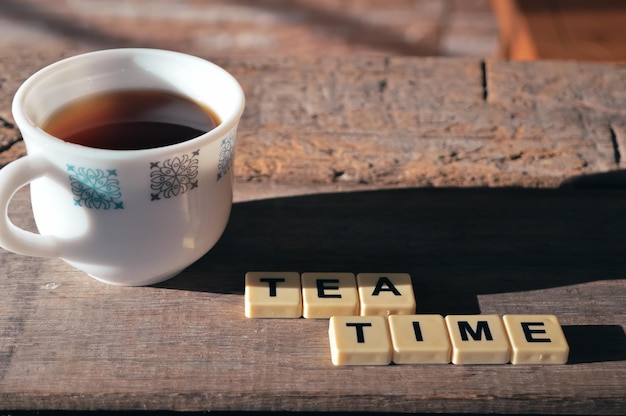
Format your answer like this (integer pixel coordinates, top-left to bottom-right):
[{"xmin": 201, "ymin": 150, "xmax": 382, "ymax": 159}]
[
  {"xmin": 357, "ymin": 273, "xmax": 416, "ymax": 316},
  {"xmin": 445, "ymin": 315, "xmax": 510, "ymax": 365},
  {"xmin": 329, "ymin": 316, "xmax": 392, "ymax": 366},
  {"xmin": 388, "ymin": 314, "xmax": 451, "ymax": 364},
  {"xmin": 301, "ymin": 272, "xmax": 359, "ymax": 319},
  {"xmin": 244, "ymin": 272, "xmax": 302, "ymax": 318},
  {"xmin": 503, "ymin": 314, "xmax": 569, "ymax": 365}
]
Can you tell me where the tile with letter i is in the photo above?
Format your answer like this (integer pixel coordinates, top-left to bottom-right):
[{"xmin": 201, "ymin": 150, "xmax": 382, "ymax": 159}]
[
  {"xmin": 503, "ymin": 315, "xmax": 569, "ymax": 365},
  {"xmin": 244, "ymin": 271, "xmax": 302, "ymax": 318},
  {"xmin": 329, "ymin": 316, "xmax": 392, "ymax": 366},
  {"xmin": 301, "ymin": 272, "xmax": 359, "ymax": 319},
  {"xmin": 388, "ymin": 315, "xmax": 451, "ymax": 364},
  {"xmin": 445, "ymin": 315, "xmax": 511, "ymax": 365},
  {"xmin": 357, "ymin": 273, "xmax": 416, "ymax": 316}
]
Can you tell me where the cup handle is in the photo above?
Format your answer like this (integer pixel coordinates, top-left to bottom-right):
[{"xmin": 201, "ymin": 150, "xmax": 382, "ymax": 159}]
[{"xmin": 0, "ymin": 154, "xmax": 60, "ymax": 257}]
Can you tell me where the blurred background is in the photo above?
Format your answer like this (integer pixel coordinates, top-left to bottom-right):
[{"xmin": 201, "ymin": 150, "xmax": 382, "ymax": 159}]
[
  {"xmin": 0, "ymin": 0, "xmax": 497, "ymax": 58},
  {"xmin": 1, "ymin": 0, "xmax": 624, "ymax": 62}
]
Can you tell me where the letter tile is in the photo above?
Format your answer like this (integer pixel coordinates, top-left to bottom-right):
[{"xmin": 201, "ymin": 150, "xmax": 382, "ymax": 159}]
[
  {"xmin": 329, "ymin": 316, "xmax": 392, "ymax": 366},
  {"xmin": 244, "ymin": 272, "xmax": 302, "ymax": 318},
  {"xmin": 503, "ymin": 315, "xmax": 569, "ymax": 364},
  {"xmin": 445, "ymin": 315, "xmax": 510, "ymax": 364},
  {"xmin": 301, "ymin": 272, "xmax": 359, "ymax": 318},
  {"xmin": 357, "ymin": 273, "xmax": 416, "ymax": 316},
  {"xmin": 388, "ymin": 314, "xmax": 451, "ymax": 364}
]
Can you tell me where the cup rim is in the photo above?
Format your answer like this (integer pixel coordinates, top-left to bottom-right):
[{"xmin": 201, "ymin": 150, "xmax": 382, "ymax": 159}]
[{"xmin": 12, "ymin": 48, "xmax": 246, "ymax": 159}]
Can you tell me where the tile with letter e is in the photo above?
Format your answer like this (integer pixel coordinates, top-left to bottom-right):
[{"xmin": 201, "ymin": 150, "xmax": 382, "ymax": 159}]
[
  {"xmin": 301, "ymin": 272, "xmax": 359, "ymax": 319},
  {"xmin": 388, "ymin": 314, "xmax": 451, "ymax": 364},
  {"xmin": 329, "ymin": 316, "xmax": 392, "ymax": 366},
  {"xmin": 357, "ymin": 273, "xmax": 416, "ymax": 316},
  {"xmin": 503, "ymin": 314, "xmax": 569, "ymax": 365},
  {"xmin": 445, "ymin": 315, "xmax": 510, "ymax": 365},
  {"xmin": 244, "ymin": 271, "xmax": 302, "ymax": 318}
]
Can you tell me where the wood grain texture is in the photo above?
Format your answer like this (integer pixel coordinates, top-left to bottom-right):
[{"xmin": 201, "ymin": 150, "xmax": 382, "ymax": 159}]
[
  {"xmin": 1, "ymin": 51, "xmax": 626, "ymax": 193},
  {"xmin": 0, "ymin": 54, "xmax": 625, "ymax": 413},
  {"xmin": 0, "ymin": 186, "xmax": 625, "ymax": 413},
  {"xmin": 214, "ymin": 55, "xmax": 625, "ymax": 192}
]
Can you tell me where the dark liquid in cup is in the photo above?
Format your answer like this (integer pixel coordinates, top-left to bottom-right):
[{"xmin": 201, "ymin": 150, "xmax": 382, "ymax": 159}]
[{"xmin": 42, "ymin": 89, "xmax": 220, "ymax": 150}]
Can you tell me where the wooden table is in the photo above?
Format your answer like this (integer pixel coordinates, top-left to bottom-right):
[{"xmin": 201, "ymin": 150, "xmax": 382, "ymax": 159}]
[{"xmin": 1, "ymin": 51, "xmax": 625, "ymax": 414}]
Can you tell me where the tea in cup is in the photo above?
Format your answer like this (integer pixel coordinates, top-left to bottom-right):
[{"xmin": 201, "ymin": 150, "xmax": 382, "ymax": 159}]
[{"xmin": 0, "ymin": 49, "xmax": 245, "ymax": 286}]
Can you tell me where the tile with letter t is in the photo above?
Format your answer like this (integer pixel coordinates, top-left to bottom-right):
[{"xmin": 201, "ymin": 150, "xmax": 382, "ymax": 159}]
[
  {"xmin": 357, "ymin": 273, "xmax": 416, "ymax": 316},
  {"xmin": 329, "ymin": 316, "xmax": 392, "ymax": 366},
  {"xmin": 445, "ymin": 315, "xmax": 511, "ymax": 364},
  {"xmin": 301, "ymin": 272, "xmax": 359, "ymax": 319},
  {"xmin": 244, "ymin": 271, "xmax": 302, "ymax": 318},
  {"xmin": 388, "ymin": 314, "xmax": 451, "ymax": 364},
  {"xmin": 503, "ymin": 315, "xmax": 569, "ymax": 365}
]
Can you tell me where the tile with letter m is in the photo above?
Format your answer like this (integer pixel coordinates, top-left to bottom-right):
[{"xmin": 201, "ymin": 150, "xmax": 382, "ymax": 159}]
[{"xmin": 445, "ymin": 314, "xmax": 510, "ymax": 364}]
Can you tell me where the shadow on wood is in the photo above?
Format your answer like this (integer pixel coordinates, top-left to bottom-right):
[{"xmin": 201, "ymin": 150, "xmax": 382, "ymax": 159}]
[
  {"xmin": 563, "ymin": 325, "xmax": 626, "ymax": 364},
  {"xmin": 157, "ymin": 187, "xmax": 626, "ymax": 316}
]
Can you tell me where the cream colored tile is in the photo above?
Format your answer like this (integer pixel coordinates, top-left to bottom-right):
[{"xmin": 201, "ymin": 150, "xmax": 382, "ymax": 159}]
[
  {"xmin": 388, "ymin": 314, "xmax": 450, "ymax": 364},
  {"xmin": 301, "ymin": 272, "xmax": 359, "ymax": 319},
  {"xmin": 356, "ymin": 273, "xmax": 416, "ymax": 316},
  {"xmin": 244, "ymin": 271, "xmax": 302, "ymax": 318},
  {"xmin": 329, "ymin": 316, "xmax": 392, "ymax": 366},
  {"xmin": 445, "ymin": 315, "xmax": 510, "ymax": 364},
  {"xmin": 503, "ymin": 315, "xmax": 569, "ymax": 365}
]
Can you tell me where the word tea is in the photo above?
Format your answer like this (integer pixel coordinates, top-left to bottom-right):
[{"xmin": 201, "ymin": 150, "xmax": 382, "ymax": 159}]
[
  {"xmin": 245, "ymin": 271, "xmax": 416, "ymax": 318},
  {"xmin": 244, "ymin": 272, "xmax": 570, "ymax": 366}
]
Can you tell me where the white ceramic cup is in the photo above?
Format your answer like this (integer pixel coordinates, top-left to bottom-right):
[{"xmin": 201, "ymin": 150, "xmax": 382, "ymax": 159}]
[{"xmin": 0, "ymin": 49, "xmax": 245, "ymax": 286}]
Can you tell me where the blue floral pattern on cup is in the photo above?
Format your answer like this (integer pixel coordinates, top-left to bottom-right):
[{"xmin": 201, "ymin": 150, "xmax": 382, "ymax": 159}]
[
  {"xmin": 67, "ymin": 165, "xmax": 124, "ymax": 209},
  {"xmin": 150, "ymin": 150, "xmax": 200, "ymax": 201},
  {"xmin": 217, "ymin": 130, "xmax": 235, "ymax": 181}
]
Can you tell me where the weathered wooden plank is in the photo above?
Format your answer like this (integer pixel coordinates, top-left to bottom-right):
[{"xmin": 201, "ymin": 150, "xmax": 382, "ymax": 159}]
[
  {"xmin": 2, "ymin": 53, "xmax": 625, "ymax": 194},
  {"xmin": 221, "ymin": 55, "xmax": 624, "ymax": 190},
  {"xmin": 0, "ymin": 186, "xmax": 625, "ymax": 414},
  {"xmin": 0, "ymin": 0, "xmax": 498, "ymax": 59},
  {"xmin": 0, "ymin": 55, "xmax": 625, "ymax": 414}
]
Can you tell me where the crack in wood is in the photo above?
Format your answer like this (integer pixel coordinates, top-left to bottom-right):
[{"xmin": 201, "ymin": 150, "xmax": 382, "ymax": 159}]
[
  {"xmin": 0, "ymin": 139, "xmax": 21, "ymax": 154},
  {"xmin": 480, "ymin": 60, "xmax": 488, "ymax": 101},
  {"xmin": 609, "ymin": 124, "xmax": 620, "ymax": 166},
  {"xmin": 331, "ymin": 169, "xmax": 345, "ymax": 182},
  {"xmin": 378, "ymin": 79, "xmax": 388, "ymax": 93},
  {"xmin": 0, "ymin": 115, "xmax": 21, "ymax": 155},
  {"xmin": 0, "ymin": 115, "xmax": 15, "ymax": 129},
  {"xmin": 379, "ymin": 56, "xmax": 390, "ymax": 94}
]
